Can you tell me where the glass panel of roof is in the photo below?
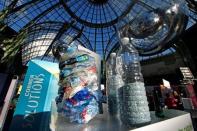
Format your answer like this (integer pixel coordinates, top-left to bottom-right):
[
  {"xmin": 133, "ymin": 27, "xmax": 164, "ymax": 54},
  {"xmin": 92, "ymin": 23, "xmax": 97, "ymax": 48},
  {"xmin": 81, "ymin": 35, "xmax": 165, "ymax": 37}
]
[{"xmin": 0, "ymin": 0, "xmax": 196, "ymax": 62}]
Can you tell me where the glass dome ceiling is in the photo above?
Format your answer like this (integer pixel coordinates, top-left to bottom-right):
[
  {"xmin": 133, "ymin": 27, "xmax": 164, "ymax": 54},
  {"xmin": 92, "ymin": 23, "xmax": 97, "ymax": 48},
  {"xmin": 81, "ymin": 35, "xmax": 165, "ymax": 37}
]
[{"xmin": 0, "ymin": 0, "xmax": 196, "ymax": 64}]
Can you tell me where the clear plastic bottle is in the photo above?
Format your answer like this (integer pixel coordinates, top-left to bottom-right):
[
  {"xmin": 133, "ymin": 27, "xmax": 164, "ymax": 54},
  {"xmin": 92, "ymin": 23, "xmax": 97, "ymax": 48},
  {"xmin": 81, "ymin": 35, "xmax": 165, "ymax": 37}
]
[
  {"xmin": 117, "ymin": 37, "xmax": 151, "ymax": 126},
  {"xmin": 106, "ymin": 53, "xmax": 124, "ymax": 116}
]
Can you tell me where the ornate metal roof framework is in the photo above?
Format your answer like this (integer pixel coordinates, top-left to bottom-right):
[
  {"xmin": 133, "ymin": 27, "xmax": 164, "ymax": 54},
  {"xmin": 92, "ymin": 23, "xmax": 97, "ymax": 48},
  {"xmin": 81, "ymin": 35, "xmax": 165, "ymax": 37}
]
[{"xmin": 0, "ymin": 0, "xmax": 196, "ymax": 64}]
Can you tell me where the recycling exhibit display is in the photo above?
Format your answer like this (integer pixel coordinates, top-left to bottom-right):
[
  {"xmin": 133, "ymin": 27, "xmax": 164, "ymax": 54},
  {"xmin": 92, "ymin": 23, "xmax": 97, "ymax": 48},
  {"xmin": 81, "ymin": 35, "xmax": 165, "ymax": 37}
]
[
  {"xmin": 50, "ymin": 39, "xmax": 193, "ymax": 131},
  {"xmin": 9, "ymin": 0, "xmax": 195, "ymax": 130},
  {"xmin": 9, "ymin": 45, "xmax": 194, "ymax": 131}
]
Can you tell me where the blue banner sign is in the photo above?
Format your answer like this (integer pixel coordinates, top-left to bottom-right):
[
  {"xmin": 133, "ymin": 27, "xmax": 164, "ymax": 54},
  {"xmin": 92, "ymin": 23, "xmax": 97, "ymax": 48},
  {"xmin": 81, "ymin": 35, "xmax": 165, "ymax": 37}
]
[{"xmin": 10, "ymin": 60, "xmax": 58, "ymax": 131}]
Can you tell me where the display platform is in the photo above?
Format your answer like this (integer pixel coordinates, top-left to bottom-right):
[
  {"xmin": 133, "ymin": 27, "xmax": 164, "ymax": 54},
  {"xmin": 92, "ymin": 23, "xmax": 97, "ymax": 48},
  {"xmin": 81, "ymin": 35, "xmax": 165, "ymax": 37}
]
[{"xmin": 50, "ymin": 103, "xmax": 194, "ymax": 131}]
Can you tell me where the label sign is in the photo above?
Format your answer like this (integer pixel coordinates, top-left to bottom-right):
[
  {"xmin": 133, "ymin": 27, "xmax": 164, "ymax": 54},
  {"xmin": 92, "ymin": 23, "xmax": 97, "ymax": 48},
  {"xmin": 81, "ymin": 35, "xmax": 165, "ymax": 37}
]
[
  {"xmin": 162, "ymin": 79, "xmax": 171, "ymax": 89},
  {"xmin": 180, "ymin": 67, "xmax": 194, "ymax": 79},
  {"xmin": 10, "ymin": 61, "xmax": 55, "ymax": 131}
]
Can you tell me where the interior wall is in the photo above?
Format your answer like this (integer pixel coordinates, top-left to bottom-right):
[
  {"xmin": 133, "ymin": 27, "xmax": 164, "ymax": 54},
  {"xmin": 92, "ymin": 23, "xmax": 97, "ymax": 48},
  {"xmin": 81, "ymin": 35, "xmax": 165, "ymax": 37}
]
[{"xmin": 141, "ymin": 53, "xmax": 185, "ymax": 77}]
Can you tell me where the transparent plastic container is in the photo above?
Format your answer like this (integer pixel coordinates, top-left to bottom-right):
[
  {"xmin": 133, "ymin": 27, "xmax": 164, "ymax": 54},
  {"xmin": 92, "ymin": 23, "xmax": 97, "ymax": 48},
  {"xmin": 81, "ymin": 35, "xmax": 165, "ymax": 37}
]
[
  {"xmin": 106, "ymin": 53, "xmax": 124, "ymax": 116},
  {"xmin": 53, "ymin": 40, "xmax": 100, "ymax": 124},
  {"xmin": 117, "ymin": 37, "xmax": 151, "ymax": 126}
]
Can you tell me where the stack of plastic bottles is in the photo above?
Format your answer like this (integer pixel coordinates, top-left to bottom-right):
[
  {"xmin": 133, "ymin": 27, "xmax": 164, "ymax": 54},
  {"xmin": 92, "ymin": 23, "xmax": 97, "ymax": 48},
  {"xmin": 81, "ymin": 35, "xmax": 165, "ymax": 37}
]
[{"xmin": 55, "ymin": 41, "xmax": 100, "ymax": 123}]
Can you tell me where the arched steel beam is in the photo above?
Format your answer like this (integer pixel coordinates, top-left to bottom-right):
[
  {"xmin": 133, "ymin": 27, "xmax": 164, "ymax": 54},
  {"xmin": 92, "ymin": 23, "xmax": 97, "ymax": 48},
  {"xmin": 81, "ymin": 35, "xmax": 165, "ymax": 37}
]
[
  {"xmin": 10, "ymin": 0, "xmax": 43, "ymax": 13},
  {"xmin": 20, "ymin": 2, "xmax": 61, "ymax": 32},
  {"xmin": 42, "ymin": 21, "xmax": 73, "ymax": 58},
  {"xmin": 60, "ymin": 0, "xmax": 138, "ymax": 28}
]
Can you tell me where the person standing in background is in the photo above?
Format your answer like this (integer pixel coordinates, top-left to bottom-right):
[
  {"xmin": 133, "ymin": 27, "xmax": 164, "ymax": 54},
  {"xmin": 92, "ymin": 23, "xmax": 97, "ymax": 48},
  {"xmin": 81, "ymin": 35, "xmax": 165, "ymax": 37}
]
[
  {"xmin": 173, "ymin": 91, "xmax": 183, "ymax": 110},
  {"xmin": 165, "ymin": 92, "xmax": 178, "ymax": 109}
]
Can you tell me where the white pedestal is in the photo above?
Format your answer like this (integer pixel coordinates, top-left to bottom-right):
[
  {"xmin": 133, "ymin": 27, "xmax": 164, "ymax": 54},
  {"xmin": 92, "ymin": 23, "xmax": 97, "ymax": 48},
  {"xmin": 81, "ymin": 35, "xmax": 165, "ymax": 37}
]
[{"xmin": 50, "ymin": 102, "xmax": 194, "ymax": 131}]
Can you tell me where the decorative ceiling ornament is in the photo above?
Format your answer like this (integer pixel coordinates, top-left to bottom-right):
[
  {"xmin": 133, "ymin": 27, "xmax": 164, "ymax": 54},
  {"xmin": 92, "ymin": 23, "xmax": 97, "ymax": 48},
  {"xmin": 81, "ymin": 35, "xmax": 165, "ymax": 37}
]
[
  {"xmin": 186, "ymin": 0, "xmax": 197, "ymax": 12},
  {"xmin": 118, "ymin": 0, "xmax": 188, "ymax": 55},
  {"xmin": 127, "ymin": 9, "xmax": 164, "ymax": 39}
]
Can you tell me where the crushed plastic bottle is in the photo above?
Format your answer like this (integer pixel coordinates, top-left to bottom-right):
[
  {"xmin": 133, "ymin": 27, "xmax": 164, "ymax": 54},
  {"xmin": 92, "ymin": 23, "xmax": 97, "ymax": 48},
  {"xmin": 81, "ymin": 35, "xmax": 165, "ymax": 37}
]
[
  {"xmin": 61, "ymin": 88, "xmax": 99, "ymax": 123},
  {"xmin": 54, "ymin": 40, "xmax": 101, "ymax": 124}
]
